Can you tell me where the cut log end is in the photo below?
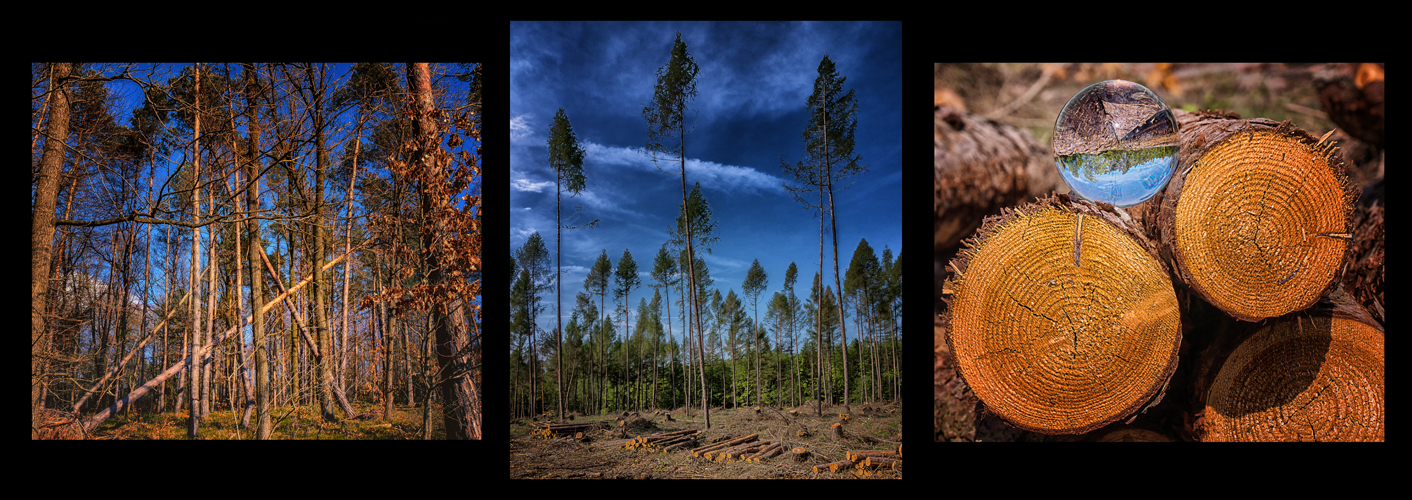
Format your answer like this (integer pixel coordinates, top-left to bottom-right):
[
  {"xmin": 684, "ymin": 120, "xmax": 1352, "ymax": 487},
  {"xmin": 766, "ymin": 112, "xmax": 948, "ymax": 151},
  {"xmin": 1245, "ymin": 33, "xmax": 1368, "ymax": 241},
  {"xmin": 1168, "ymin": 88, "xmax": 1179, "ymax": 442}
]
[
  {"xmin": 943, "ymin": 194, "xmax": 1181, "ymax": 435},
  {"xmin": 1202, "ymin": 312, "xmax": 1383, "ymax": 442},
  {"xmin": 1162, "ymin": 111, "xmax": 1357, "ymax": 322}
]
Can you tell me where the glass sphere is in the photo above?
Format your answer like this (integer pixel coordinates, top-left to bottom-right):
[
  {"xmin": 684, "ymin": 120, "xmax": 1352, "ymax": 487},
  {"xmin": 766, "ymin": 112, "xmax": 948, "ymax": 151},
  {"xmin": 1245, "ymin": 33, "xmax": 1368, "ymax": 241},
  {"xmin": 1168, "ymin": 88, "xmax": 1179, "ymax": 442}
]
[{"xmin": 1052, "ymin": 80, "xmax": 1179, "ymax": 207}]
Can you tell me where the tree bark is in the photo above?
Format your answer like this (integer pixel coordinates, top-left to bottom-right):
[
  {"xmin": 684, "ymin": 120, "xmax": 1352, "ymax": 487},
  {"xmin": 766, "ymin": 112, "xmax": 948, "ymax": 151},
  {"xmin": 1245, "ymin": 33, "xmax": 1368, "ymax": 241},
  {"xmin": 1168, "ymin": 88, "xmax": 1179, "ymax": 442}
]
[
  {"xmin": 934, "ymin": 105, "xmax": 1059, "ymax": 254},
  {"xmin": 408, "ymin": 62, "xmax": 478, "ymax": 439},
  {"xmin": 188, "ymin": 63, "xmax": 204, "ymax": 439},
  {"xmin": 244, "ymin": 62, "xmax": 272, "ymax": 439},
  {"xmin": 33, "ymin": 63, "xmax": 72, "ymax": 439}
]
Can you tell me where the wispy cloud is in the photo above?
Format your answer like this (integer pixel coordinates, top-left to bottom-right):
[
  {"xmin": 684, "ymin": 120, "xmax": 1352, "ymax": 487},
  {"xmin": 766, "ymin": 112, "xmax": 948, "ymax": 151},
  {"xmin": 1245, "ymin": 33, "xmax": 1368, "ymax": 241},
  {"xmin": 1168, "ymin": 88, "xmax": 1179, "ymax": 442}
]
[
  {"xmin": 511, "ymin": 177, "xmax": 554, "ymax": 193},
  {"xmin": 582, "ymin": 142, "xmax": 784, "ymax": 195},
  {"xmin": 510, "ymin": 114, "xmax": 535, "ymax": 143}
]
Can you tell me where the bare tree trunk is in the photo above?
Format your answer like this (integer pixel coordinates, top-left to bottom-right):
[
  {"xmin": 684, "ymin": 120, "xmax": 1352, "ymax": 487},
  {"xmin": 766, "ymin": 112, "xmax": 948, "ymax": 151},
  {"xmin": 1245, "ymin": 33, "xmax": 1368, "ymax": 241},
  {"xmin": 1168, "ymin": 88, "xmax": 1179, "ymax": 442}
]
[
  {"xmin": 408, "ymin": 62, "xmax": 478, "ymax": 439},
  {"xmin": 188, "ymin": 63, "xmax": 204, "ymax": 439},
  {"xmin": 33, "ymin": 63, "xmax": 72, "ymax": 438},
  {"xmin": 243, "ymin": 62, "xmax": 272, "ymax": 439}
]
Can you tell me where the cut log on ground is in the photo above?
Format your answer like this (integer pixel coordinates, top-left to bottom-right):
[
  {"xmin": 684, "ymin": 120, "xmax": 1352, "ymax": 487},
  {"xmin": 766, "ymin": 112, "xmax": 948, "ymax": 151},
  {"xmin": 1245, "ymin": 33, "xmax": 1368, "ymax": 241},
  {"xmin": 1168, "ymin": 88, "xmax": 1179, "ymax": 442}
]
[
  {"xmin": 746, "ymin": 442, "xmax": 783, "ymax": 462},
  {"xmin": 941, "ymin": 193, "xmax": 1181, "ymax": 434},
  {"xmin": 1195, "ymin": 299, "xmax": 1383, "ymax": 442},
  {"xmin": 1146, "ymin": 109, "xmax": 1357, "ymax": 322},
  {"xmin": 934, "ymin": 105, "xmax": 1059, "ymax": 254},
  {"xmin": 846, "ymin": 450, "xmax": 901, "ymax": 462},
  {"xmin": 818, "ymin": 460, "xmax": 854, "ymax": 473},
  {"xmin": 858, "ymin": 457, "xmax": 900, "ymax": 471},
  {"xmin": 690, "ymin": 433, "xmax": 757, "ymax": 458}
]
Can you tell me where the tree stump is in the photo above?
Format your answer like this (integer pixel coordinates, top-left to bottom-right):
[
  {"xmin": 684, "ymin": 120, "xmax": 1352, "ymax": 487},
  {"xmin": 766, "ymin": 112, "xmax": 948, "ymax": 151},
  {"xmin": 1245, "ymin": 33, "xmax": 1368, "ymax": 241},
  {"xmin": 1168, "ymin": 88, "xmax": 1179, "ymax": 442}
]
[
  {"xmin": 1194, "ymin": 299, "xmax": 1383, "ymax": 441},
  {"xmin": 830, "ymin": 422, "xmax": 847, "ymax": 440},
  {"xmin": 1147, "ymin": 110, "xmax": 1357, "ymax": 322},
  {"xmin": 941, "ymin": 193, "xmax": 1181, "ymax": 434},
  {"xmin": 792, "ymin": 447, "xmax": 810, "ymax": 463}
]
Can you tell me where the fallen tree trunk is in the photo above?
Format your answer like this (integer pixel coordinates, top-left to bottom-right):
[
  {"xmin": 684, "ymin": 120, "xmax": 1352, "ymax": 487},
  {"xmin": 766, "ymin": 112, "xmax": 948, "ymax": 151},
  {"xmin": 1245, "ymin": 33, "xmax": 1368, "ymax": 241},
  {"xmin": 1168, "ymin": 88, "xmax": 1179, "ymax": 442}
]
[
  {"xmin": 1145, "ymin": 109, "xmax": 1357, "ymax": 322},
  {"xmin": 81, "ymin": 240, "xmax": 369, "ymax": 434},
  {"xmin": 941, "ymin": 193, "xmax": 1181, "ymax": 434},
  {"xmin": 69, "ymin": 260, "xmax": 205, "ymax": 414}
]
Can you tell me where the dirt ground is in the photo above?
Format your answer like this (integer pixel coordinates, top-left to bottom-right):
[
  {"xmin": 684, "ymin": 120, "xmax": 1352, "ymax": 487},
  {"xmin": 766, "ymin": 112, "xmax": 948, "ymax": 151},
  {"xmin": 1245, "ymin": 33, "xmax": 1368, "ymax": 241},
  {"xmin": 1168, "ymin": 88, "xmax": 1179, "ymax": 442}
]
[{"xmin": 510, "ymin": 402, "xmax": 902, "ymax": 479}]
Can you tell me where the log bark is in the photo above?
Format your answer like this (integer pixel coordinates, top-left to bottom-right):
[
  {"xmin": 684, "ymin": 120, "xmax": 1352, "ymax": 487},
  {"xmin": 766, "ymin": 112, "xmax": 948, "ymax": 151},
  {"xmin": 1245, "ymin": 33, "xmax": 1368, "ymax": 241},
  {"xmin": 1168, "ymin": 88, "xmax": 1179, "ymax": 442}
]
[
  {"xmin": 81, "ymin": 240, "xmax": 368, "ymax": 434},
  {"xmin": 690, "ymin": 433, "xmax": 757, "ymax": 457},
  {"xmin": 1192, "ymin": 296, "xmax": 1383, "ymax": 441},
  {"xmin": 859, "ymin": 457, "xmax": 900, "ymax": 470},
  {"xmin": 1341, "ymin": 182, "xmax": 1383, "ymax": 325},
  {"xmin": 746, "ymin": 442, "xmax": 783, "ymax": 462},
  {"xmin": 934, "ymin": 105, "xmax": 1059, "ymax": 254},
  {"xmin": 941, "ymin": 193, "xmax": 1180, "ymax": 435},
  {"xmin": 1144, "ymin": 109, "xmax": 1357, "ymax": 322}
]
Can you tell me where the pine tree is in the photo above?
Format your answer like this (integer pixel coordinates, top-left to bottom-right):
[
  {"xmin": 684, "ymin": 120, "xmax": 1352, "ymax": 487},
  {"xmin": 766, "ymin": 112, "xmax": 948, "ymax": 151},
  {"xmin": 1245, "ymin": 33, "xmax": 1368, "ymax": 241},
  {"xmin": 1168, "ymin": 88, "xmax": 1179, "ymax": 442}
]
[
  {"xmin": 643, "ymin": 32, "xmax": 709, "ymax": 428},
  {"xmin": 613, "ymin": 249, "xmax": 640, "ymax": 410},
  {"xmin": 783, "ymin": 55, "xmax": 866, "ymax": 413},
  {"xmin": 742, "ymin": 259, "xmax": 768, "ymax": 407},
  {"xmin": 547, "ymin": 107, "xmax": 594, "ymax": 420}
]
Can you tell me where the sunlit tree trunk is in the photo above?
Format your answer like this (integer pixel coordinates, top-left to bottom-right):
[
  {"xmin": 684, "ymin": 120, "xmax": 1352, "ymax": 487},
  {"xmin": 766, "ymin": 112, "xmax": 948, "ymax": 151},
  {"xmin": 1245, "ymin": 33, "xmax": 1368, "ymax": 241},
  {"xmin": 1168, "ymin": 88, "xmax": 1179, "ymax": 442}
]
[{"xmin": 32, "ymin": 62, "xmax": 72, "ymax": 438}]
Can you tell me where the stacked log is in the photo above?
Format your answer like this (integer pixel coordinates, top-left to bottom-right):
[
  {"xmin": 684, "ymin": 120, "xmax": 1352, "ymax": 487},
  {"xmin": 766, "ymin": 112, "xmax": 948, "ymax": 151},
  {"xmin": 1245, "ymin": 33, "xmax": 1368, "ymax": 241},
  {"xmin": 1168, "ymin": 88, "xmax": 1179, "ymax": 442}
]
[
  {"xmin": 619, "ymin": 428, "xmax": 701, "ymax": 452},
  {"xmin": 1192, "ymin": 297, "xmax": 1383, "ymax": 442},
  {"xmin": 531, "ymin": 421, "xmax": 608, "ymax": 439},
  {"xmin": 690, "ymin": 433, "xmax": 757, "ymax": 458},
  {"xmin": 941, "ymin": 193, "xmax": 1181, "ymax": 434},
  {"xmin": 937, "ymin": 79, "xmax": 1382, "ymax": 441},
  {"xmin": 1143, "ymin": 110, "xmax": 1357, "ymax": 322}
]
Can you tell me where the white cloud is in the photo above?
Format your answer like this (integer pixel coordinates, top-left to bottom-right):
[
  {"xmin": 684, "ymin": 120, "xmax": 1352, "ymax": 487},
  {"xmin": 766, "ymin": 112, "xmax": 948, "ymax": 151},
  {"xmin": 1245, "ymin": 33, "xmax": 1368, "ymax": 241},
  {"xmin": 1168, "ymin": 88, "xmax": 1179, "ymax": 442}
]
[
  {"xmin": 510, "ymin": 114, "xmax": 535, "ymax": 143},
  {"xmin": 511, "ymin": 177, "xmax": 554, "ymax": 193},
  {"xmin": 582, "ymin": 142, "xmax": 784, "ymax": 195}
]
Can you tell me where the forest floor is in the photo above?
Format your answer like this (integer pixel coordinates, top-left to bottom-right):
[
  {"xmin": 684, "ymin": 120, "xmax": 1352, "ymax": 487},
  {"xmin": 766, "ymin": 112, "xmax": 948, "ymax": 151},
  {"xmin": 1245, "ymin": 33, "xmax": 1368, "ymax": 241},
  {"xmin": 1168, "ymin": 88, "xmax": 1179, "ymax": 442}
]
[
  {"xmin": 87, "ymin": 401, "xmax": 446, "ymax": 439},
  {"xmin": 509, "ymin": 401, "xmax": 902, "ymax": 479}
]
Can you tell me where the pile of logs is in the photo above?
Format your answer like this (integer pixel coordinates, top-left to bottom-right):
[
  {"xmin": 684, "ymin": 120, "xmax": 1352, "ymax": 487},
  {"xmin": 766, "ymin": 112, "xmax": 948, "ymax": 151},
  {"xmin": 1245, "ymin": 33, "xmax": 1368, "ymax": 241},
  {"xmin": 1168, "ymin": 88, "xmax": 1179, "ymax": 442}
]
[
  {"xmin": 597, "ymin": 428, "xmax": 702, "ymax": 452},
  {"xmin": 814, "ymin": 447, "xmax": 904, "ymax": 473},
  {"xmin": 688, "ymin": 433, "xmax": 785, "ymax": 462},
  {"xmin": 529, "ymin": 421, "xmax": 607, "ymax": 440}
]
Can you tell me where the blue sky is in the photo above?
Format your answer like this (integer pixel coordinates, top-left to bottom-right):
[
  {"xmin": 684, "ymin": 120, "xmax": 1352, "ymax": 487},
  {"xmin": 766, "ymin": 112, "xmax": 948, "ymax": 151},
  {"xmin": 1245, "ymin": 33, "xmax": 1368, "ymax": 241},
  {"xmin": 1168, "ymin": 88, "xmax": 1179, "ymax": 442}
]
[
  {"xmin": 510, "ymin": 21, "xmax": 902, "ymax": 342},
  {"xmin": 43, "ymin": 63, "xmax": 482, "ymax": 344}
]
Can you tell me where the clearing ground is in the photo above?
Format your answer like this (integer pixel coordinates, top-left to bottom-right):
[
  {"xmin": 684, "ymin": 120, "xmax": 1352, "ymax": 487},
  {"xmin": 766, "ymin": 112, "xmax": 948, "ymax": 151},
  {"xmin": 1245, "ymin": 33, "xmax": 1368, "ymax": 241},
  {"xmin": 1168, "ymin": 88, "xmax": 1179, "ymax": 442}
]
[
  {"xmin": 45, "ymin": 402, "xmax": 448, "ymax": 440},
  {"xmin": 510, "ymin": 401, "xmax": 902, "ymax": 479}
]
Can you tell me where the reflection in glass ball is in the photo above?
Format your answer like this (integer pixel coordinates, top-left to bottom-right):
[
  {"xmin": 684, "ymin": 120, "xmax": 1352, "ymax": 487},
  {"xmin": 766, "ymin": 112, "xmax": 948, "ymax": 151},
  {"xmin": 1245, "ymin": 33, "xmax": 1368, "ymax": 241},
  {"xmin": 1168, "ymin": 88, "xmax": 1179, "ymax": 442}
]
[{"xmin": 1053, "ymin": 80, "xmax": 1179, "ymax": 207}]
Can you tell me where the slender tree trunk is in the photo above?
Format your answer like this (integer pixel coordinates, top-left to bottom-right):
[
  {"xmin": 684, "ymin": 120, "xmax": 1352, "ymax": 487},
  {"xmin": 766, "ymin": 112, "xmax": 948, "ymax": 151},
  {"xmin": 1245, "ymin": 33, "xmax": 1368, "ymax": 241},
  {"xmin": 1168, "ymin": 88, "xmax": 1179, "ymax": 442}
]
[
  {"xmin": 188, "ymin": 63, "xmax": 204, "ymax": 439},
  {"xmin": 244, "ymin": 63, "xmax": 272, "ymax": 439}
]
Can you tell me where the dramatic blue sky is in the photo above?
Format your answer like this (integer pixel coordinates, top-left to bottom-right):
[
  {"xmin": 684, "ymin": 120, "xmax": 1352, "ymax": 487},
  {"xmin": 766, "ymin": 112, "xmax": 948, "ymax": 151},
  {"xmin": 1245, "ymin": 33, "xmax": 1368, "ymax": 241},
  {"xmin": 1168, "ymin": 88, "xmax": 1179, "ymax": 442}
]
[{"xmin": 510, "ymin": 21, "xmax": 903, "ymax": 342}]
